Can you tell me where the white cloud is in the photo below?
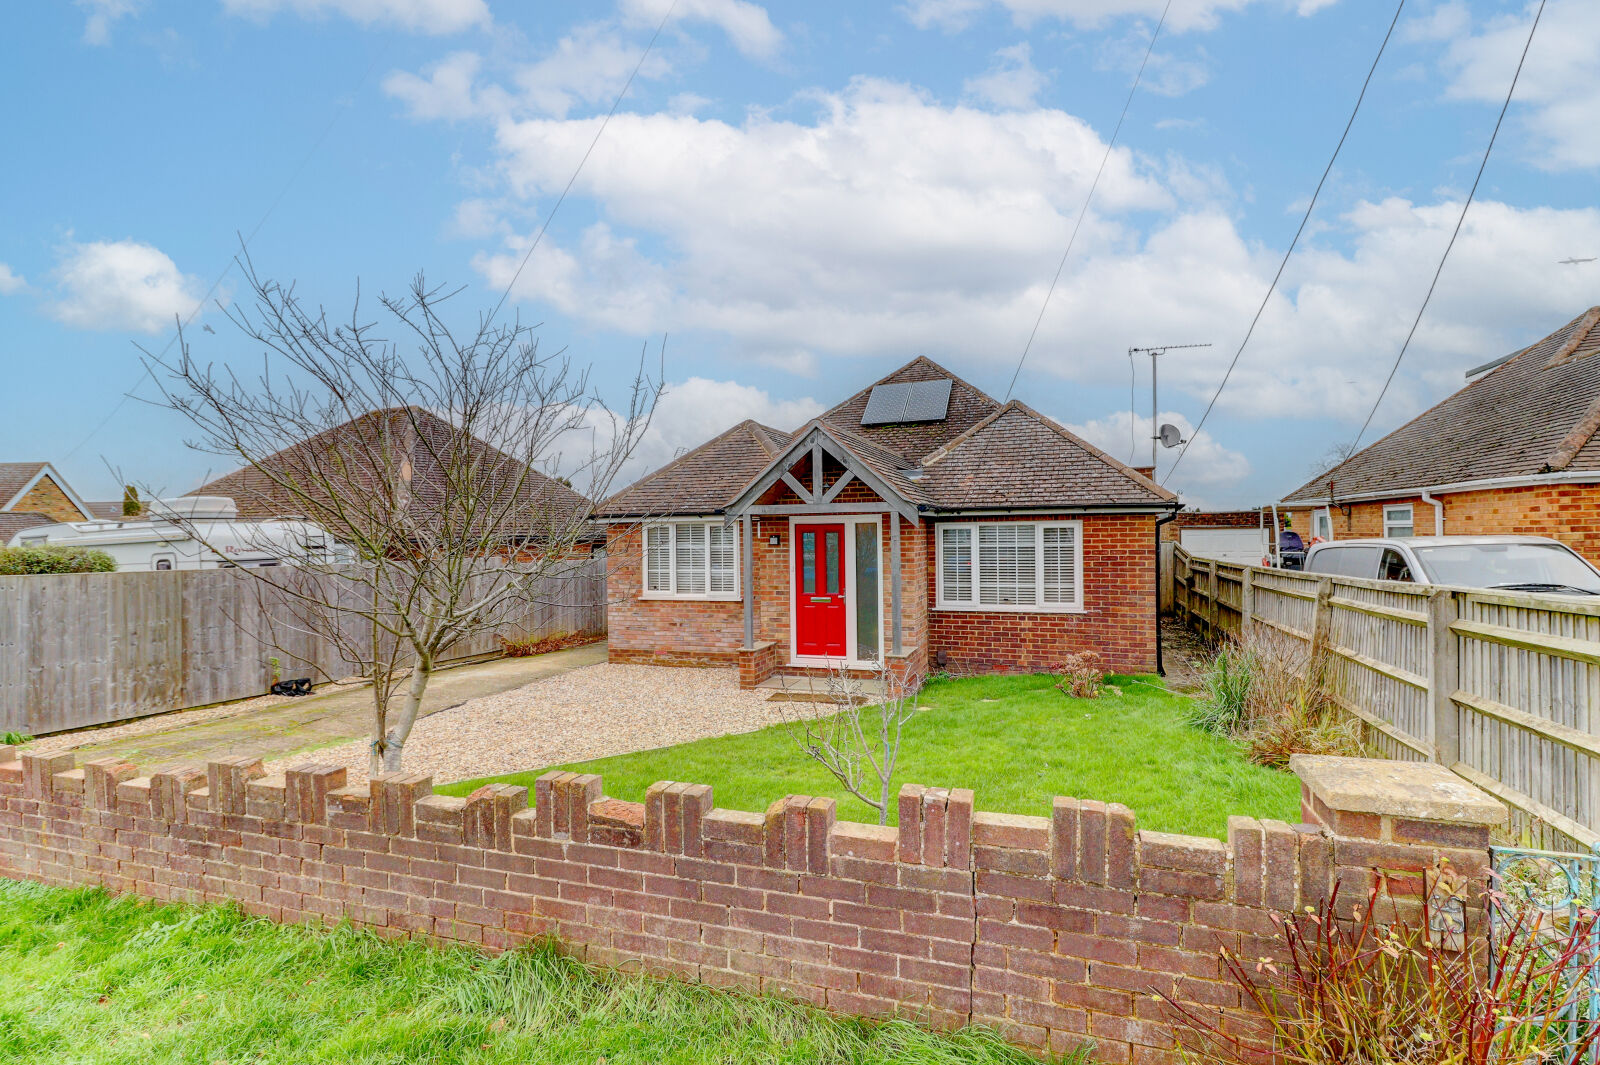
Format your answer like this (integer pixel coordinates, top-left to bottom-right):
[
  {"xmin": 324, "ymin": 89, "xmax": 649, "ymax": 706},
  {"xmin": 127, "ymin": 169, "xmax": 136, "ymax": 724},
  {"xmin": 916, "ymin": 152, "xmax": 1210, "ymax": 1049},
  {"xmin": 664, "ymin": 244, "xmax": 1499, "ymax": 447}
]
[
  {"xmin": 76, "ymin": 0, "xmax": 142, "ymax": 45},
  {"xmin": 963, "ymin": 43, "xmax": 1048, "ymax": 109},
  {"xmin": 220, "ymin": 0, "xmax": 489, "ymax": 34},
  {"xmin": 595, "ymin": 377, "xmax": 822, "ymax": 489},
  {"xmin": 619, "ymin": 0, "xmax": 783, "ymax": 59},
  {"xmin": 902, "ymin": 0, "xmax": 1326, "ymax": 34},
  {"xmin": 1065, "ymin": 410, "xmax": 1251, "ymax": 504},
  {"xmin": 45, "ymin": 240, "xmax": 207, "ymax": 334},
  {"xmin": 1434, "ymin": 0, "xmax": 1600, "ymax": 171},
  {"xmin": 0, "ymin": 264, "xmax": 24, "ymax": 295},
  {"xmin": 384, "ymin": 24, "xmax": 675, "ymax": 121}
]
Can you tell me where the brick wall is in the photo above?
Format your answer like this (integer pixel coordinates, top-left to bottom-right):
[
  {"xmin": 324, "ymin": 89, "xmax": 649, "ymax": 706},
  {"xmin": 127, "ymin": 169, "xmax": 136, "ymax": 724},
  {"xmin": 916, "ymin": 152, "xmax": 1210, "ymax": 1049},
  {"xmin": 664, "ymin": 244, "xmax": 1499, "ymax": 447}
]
[
  {"xmin": 1283, "ymin": 481, "xmax": 1600, "ymax": 563},
  {"xmin": 0, "ymin": 745, "xmax": 1499, "ymax": 1062},
  {"xmin": 9, "ymin": 474, "xmax": 88, "ymax": 522},
  {"xmin": 609, "ymin": 510, "xmax": 1153, "ymax": 676},
  {"xmin": 928, "ymin": 515, "xmax": 1158, "ymax": 675},
  {"xmin": 1158, "ymin": 511, "xmax": 1262, "ymax": 543}
]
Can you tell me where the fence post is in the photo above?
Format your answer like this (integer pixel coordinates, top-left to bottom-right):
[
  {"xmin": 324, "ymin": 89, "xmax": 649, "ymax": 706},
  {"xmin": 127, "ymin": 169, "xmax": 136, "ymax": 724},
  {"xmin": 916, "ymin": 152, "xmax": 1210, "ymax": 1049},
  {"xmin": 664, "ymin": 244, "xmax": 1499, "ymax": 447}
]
[
  {"xmin": 1240, "ymin": 566, "xmax": 1255, "ymax": 637},
  {"xmin": 1427, "ymin": 587, "xmax": 1460, "ymax": 767},
  {"xmin": 1207, "ymin": 560, "xmax": 1220, "ymax": 637},
  {"xmin": 1308, "ymin": 578, "xmax": 1334, "ymax": 689}
]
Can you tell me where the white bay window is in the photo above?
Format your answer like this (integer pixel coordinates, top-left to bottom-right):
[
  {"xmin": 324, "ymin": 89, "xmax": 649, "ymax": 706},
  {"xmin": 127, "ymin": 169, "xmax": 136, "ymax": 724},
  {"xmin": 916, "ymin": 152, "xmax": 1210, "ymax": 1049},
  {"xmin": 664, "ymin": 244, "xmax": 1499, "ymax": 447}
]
[
  {"xmin": 937, "ymin": 521, "xmax": 1083, "ymax": 612},
  {"xmin": 644, "ymin": 521, "xmax": 739, "ymax": 599}
]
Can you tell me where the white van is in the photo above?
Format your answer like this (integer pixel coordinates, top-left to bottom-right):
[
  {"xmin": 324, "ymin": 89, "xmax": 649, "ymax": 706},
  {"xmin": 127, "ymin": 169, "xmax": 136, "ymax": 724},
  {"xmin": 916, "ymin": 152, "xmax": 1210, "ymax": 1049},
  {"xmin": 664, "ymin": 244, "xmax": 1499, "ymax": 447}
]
[
  {"xmin": 6, "ymin": 497, "xmax": 353, "ymax": 572},
  {"xmin": 1303, "ymin": 535, "xmax": 1600, "ymax": 595}
]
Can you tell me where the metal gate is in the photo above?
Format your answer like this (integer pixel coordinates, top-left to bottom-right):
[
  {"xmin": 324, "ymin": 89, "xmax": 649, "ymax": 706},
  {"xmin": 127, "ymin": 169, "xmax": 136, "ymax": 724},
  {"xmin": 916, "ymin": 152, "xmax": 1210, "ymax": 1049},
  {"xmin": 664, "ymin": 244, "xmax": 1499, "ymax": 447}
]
[{"xmin": 1490, "ymin": 844, "xmax": 1600, "ymax": 1063}]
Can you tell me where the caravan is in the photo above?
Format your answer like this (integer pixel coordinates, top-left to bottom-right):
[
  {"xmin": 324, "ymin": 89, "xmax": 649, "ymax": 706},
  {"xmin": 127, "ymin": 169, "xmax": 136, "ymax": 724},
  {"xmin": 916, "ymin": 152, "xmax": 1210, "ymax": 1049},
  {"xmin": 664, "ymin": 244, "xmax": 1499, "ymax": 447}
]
[{"xmin": 6, "ymin": 497, "xmax": 353, "ymax": 571}]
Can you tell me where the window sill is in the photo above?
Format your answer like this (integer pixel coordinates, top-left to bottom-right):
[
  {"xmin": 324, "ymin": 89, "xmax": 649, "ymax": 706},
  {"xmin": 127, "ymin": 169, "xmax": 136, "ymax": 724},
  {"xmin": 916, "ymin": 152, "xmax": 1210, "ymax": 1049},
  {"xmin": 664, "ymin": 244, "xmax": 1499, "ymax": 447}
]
[
  {"xmin": 933, "ymin": 603, "xmax": 1086, "ymax": 615},
  {"xmin": 639, "ymin": 593, "xmax": 742, "ymax": 602}
]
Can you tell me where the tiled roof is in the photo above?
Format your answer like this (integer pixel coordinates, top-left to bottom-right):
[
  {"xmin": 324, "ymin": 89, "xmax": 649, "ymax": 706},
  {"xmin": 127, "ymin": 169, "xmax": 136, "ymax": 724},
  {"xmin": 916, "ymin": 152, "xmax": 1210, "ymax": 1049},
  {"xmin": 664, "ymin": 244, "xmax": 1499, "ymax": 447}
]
[
  {"xmin": 1283, "ymin": 307, "xmax": 1600, "ymax": 504},
  {"xmin": 598, "ymin": 358, "xmax": 1176, "ymax": 517},
  {"xmin": 193, "ymin": 407, "xmax": 595, "ymax": 542},
  {"xmin": 921, "ymin": 402, "xmax": 1175, "ymax": 508},
  {"xmin": 0, "ymin": 513, "xmax": 55, "ymax": 542},
  {"xmin": 0, "ymin": 463, "xmax": 49, "ymax": 508},
  {"xmin": 85, "ymin": 501, "xmax": 134, "ymax": 520},
  {"xmin": 595, "ymin": 420, "xmax": 789, "ymax": 517},
  {"xmin": 821, "ymin": 357, "xmax": 1001, "ymax": 462}
]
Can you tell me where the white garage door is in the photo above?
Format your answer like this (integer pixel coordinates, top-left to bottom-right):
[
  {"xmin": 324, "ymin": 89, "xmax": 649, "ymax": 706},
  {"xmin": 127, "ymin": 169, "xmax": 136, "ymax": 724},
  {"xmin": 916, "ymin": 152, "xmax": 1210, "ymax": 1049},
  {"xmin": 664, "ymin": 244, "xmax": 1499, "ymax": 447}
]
[{"xmin": 1180, "ymin": 527, "xmax": 1268, "ymax": 564}]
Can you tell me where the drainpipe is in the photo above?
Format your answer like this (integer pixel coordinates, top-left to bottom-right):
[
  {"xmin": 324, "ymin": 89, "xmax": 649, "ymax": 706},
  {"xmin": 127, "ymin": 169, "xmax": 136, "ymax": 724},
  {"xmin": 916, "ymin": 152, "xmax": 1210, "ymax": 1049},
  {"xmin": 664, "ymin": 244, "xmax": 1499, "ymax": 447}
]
[
  {"xmin": 1420, "ymin": 488, "xmax": 1445, "ymax": 536},
  {"xmin": 1155, "ymin": 508, "xmax": 1179, "ymax": 676}
]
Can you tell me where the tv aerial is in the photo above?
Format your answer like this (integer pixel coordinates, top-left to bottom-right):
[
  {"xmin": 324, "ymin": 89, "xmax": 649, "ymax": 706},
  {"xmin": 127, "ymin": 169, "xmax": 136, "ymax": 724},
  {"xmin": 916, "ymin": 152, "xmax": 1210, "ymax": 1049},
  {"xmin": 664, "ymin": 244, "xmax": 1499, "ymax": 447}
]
[{"xmin": 1129, "ymin": 343, "xmax": 1210, "ymax": 469}]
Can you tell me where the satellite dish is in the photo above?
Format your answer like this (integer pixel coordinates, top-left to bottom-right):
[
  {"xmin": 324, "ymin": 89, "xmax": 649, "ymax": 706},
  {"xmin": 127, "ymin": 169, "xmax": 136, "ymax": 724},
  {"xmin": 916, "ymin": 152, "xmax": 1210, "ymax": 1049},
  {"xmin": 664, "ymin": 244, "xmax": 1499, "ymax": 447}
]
[{"xmin": 1157, "ymin": 423, "xmax": 1184, "ymax": 448}]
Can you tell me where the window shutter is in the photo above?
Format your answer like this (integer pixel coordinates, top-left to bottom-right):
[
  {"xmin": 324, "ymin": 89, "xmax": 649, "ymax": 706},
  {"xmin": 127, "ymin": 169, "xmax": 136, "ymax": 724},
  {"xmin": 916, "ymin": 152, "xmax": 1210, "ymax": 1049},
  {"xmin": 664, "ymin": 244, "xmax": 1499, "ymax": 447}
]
[
  {"xmin": 979, "ymin": 524, "xmax": 1035, "ymax": 605},
  {"xmin": 1042, "ymin": 525, "xmax": 1077, "ymax": 605},
  {"xmin": 646, "ymin": 525, "xmax": 671, "ymax": 592},
  {"xmin": 708, "ymin": 523, "xmax": 737, "ymax": 595},
  {"xmin": 941, "ymin": 526, "xmax": 972, "ymax": 603},
  {"xmin": 675, "ymin": 524, "xmax": 707, "ymax": 594}
]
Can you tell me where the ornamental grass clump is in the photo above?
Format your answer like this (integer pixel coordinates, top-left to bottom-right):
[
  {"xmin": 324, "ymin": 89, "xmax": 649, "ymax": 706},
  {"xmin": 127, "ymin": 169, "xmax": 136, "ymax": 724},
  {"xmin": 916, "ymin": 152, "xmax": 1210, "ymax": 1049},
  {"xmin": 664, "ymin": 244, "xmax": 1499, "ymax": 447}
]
[
  {"xmin": 1167, "ymin": 885, "xmax": 1600, "ymax": 1065},
  {"xmin": 1190, "ymin": 628, "xmax": 1362, "ymax": 767}
]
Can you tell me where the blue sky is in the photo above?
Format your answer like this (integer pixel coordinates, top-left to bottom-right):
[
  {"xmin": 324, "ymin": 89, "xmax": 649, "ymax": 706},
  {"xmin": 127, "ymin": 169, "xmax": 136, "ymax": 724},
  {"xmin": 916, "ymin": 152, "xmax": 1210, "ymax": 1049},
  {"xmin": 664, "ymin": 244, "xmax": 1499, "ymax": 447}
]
[{"xmin": 2, "ymin": 0, "xmax": 1597, "ymax": 508}]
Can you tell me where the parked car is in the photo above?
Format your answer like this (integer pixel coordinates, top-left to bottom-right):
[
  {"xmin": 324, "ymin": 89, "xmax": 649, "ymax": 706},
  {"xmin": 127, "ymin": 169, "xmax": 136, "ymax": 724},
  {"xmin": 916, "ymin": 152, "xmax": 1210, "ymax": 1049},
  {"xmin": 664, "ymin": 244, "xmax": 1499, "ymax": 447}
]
[{"xmin": 1302, "ymin": 535, "xmax": 1600, "ymax": 595}]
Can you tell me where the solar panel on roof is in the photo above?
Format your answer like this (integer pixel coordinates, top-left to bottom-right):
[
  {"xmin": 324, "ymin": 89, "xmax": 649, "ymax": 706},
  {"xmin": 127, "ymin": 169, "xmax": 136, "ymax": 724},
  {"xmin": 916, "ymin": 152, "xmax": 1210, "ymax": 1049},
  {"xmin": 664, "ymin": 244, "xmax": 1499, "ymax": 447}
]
[{"xmin": 860, "ymin": 379, "xmax": 952, "ymax": 425}]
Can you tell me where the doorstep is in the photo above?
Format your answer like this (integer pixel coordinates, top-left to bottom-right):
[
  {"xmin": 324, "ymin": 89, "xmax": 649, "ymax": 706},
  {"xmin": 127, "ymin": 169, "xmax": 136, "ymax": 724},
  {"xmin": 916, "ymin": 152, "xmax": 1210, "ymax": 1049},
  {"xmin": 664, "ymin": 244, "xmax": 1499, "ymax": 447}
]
[{"xmin": 756, "ymin": 672, "xmax": 886, "ymax": 705}]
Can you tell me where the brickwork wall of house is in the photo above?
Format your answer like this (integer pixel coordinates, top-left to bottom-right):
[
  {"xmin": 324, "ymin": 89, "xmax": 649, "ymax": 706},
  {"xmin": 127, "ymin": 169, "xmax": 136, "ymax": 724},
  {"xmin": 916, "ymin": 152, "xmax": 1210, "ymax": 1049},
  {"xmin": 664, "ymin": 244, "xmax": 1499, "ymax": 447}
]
[
  {"xmin": 926, "ymin": 514, "xmax": 1158, "ymax": 675},
  {"xmin": 0, "ymin": 746, "xmax": 1497, "ymax": 1064},
  {"xmin": 1284, "ymin": 482, "xmax": 1600, "ymax": 563},
  {"xmin": 605, "ymin": 524, "xmax": 743, "ymax": 666},
  {"xmin": 9, "ymin": 475, "xmax": 88, "ymax": 522}
]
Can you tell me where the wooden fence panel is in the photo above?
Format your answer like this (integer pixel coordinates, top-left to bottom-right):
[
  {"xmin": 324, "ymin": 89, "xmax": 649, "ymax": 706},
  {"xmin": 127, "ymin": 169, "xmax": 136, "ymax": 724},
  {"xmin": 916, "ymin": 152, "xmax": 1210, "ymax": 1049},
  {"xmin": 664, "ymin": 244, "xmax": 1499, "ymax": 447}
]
[
  {"xmin": 1171, "ymin": 544, "xmax": 1600, "ymax": 851},
  {"xmin": 0, "ymin": 558, "xmax": 606, "ymax": 736}
]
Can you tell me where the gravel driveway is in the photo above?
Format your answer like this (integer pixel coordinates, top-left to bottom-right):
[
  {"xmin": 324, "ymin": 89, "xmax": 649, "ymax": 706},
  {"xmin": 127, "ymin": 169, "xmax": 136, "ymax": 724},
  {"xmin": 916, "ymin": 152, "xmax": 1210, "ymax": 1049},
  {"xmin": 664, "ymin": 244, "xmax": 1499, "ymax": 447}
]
[{"xmin": 265, "ymin": 663, "xmax": 788, "ymax": 787}]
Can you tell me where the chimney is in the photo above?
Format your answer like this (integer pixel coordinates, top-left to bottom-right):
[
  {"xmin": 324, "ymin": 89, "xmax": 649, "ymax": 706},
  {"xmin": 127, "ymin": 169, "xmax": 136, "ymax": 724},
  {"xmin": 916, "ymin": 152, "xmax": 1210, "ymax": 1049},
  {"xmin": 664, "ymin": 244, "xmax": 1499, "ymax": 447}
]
[{"xmin": 1133, "ymin": 465, "xmax": 1156, "ymax": 480}]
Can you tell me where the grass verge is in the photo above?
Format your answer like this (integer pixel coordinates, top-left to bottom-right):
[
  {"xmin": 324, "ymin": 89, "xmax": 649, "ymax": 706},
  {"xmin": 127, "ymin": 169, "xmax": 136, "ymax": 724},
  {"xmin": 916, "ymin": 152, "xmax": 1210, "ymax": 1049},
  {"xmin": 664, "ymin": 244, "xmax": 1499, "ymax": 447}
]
[
  {"xmin": 442, "ymin": 673, "xmax": 1300, "ymax": 839},
  {"xmin": 0, "ymin": 879, "xmax": 1070, "ymax": 1065}
]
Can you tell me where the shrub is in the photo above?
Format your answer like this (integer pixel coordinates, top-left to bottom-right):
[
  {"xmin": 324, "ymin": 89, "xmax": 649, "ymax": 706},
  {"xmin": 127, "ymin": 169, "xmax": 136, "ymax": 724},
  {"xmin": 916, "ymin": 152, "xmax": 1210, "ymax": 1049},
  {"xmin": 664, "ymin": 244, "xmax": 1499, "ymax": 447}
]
[
  {"xmin": 498, "ymin": 630, "xmax": 603, "ymax": 658},
  {"xmin": 1052, "ymin": 651, "xmax": 1107, "ymax": 699},
  {"xmin": 1168, "ymin": 884, "xmax": 1600, "ymax": 1065},
  {"xmin": 0, "ymin": 545, "xmax": 116, "ymax": 575},
  {"xmin": 1191, "ymin": 628, "xmax": 1364, "ymax": 767}
]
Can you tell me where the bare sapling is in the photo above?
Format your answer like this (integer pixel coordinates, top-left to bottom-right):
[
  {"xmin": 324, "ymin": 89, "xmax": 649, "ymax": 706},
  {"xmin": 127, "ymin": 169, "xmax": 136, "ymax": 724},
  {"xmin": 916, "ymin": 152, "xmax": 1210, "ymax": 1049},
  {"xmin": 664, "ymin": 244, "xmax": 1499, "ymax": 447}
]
[
  {"xmin": 777, "ymin": 660, "xmax": 923, "ymax": 825},
  {"xmin": 145, "ymin": 250, "xmax": 660, "ymax": 772}
]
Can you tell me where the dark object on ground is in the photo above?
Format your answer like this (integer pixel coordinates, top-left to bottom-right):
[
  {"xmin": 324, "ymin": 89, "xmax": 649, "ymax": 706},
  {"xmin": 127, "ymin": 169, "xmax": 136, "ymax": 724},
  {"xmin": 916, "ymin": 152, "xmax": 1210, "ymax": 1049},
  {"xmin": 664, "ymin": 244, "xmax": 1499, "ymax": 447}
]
[
  {"xmin": 500, "ymin": 630, "xmax": 604, "ymax": 658},
  {"xmin": 270, "ymin": 678, "xmax": 313, "ymax": 697}
]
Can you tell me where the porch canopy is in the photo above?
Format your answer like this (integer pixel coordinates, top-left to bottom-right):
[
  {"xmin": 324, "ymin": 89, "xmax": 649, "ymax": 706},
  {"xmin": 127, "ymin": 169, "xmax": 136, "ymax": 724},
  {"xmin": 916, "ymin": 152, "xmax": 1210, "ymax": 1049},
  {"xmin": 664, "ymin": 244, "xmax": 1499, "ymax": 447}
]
[{"xmin": 722, "ymin": 421, "xmax": 922, "ymax": 656}]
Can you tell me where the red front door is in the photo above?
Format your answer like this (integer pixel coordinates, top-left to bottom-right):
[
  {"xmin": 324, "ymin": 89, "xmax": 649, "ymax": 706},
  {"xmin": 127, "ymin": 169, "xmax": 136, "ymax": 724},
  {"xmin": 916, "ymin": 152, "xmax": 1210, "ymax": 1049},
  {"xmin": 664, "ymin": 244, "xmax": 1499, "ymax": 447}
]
[{"xmin": 794, "ymin": 523, "xmax": 847, "ymax": 657}]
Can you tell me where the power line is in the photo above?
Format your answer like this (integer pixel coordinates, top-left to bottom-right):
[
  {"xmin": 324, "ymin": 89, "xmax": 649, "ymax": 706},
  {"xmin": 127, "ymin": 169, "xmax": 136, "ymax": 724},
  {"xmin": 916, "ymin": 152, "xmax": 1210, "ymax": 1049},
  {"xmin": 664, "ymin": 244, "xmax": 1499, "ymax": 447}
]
[
  {"xmin": 1347, "ymin": 0, "xmax": 1545, "ymax": 453},
  {"xmin": 1003, "ymin": 0, "xmax": 1172, "ymax": 403},
  {"xmin": 1162, "ymin": 0, "xmax": 1405, "ymax": 484},
  {"xmin": 485, "ymin": 0, "xmax": 680, "ymax": 327},
  {"xmin": 63, "ymin": 42, "xmax": 392, "ymax": 461}
]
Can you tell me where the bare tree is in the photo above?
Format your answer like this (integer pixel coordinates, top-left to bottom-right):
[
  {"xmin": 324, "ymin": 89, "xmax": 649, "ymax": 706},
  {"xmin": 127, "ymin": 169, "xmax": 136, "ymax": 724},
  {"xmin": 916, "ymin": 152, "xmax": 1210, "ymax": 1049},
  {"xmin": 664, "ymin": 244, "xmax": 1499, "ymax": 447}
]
[
  {"xmin": 776, "ymin": 661, "xmax": 923, "ymax": 825},
  {"xmin": 145, "ymin": 252, "xmax": 660, "ymax": 772}
]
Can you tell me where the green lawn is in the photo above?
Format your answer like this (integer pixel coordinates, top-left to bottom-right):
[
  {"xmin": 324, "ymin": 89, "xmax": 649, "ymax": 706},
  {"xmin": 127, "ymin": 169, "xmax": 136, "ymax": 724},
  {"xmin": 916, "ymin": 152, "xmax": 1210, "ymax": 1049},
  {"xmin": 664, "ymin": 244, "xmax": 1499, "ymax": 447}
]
[
  {"xmin": 0, "ymin": 880, "xmax": 1062, "ymax": 1065},
  {"xmin": 442, "ymin": 674, "xmax": 1300, "ymax": 839}
]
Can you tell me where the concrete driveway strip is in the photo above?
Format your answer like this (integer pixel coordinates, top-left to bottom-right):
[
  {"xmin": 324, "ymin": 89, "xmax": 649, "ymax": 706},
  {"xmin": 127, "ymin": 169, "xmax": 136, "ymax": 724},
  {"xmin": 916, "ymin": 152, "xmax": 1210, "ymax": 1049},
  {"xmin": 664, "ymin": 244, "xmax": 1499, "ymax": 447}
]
[{"xmin": 50, "ymin": 641, "xmax": 609, "ymax": 772}]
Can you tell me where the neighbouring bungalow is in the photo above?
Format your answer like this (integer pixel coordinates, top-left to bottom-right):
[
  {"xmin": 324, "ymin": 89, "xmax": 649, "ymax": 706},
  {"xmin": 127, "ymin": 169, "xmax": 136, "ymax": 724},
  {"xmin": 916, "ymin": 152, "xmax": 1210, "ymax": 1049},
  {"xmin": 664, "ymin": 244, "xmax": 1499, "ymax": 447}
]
[
  {"xmin": 0, "ymin": 461, "xmax": 128, "ymax": 543},
  {"xmin": 594, "ymin": 357, "xmax": 1180, "ymax": 686},
  {"xmin": 192, "ymin": 407, "xmax": 597, "ymax": 557},
  {"xmin": 1281, "ymin": 307, "xmax": 1600, "ymax": 562}
]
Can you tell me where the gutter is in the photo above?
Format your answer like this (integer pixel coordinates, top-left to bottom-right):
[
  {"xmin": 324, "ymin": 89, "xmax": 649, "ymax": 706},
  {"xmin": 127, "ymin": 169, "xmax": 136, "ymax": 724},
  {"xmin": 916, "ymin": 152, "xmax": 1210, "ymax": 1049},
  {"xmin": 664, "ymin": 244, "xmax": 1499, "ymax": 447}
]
[{"xmin": 1282, "ymin": 468, "xmax": 1600, "ymax": 508}]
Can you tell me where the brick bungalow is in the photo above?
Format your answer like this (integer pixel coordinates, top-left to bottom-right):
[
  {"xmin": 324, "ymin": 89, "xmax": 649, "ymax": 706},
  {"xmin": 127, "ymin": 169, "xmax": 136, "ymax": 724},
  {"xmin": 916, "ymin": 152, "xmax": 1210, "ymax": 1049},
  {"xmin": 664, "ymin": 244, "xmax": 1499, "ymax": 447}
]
[
  {"xmin": 595, "ymin": 358, "xmax": 1179, "ymax": 684},
  {"xmin": 1280, "ymin": 306, "xmax": 1600, "ymax": 561},
  {"xmin": 0, "ymin": 461, "xmax": 127, "ymax": 543}
]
